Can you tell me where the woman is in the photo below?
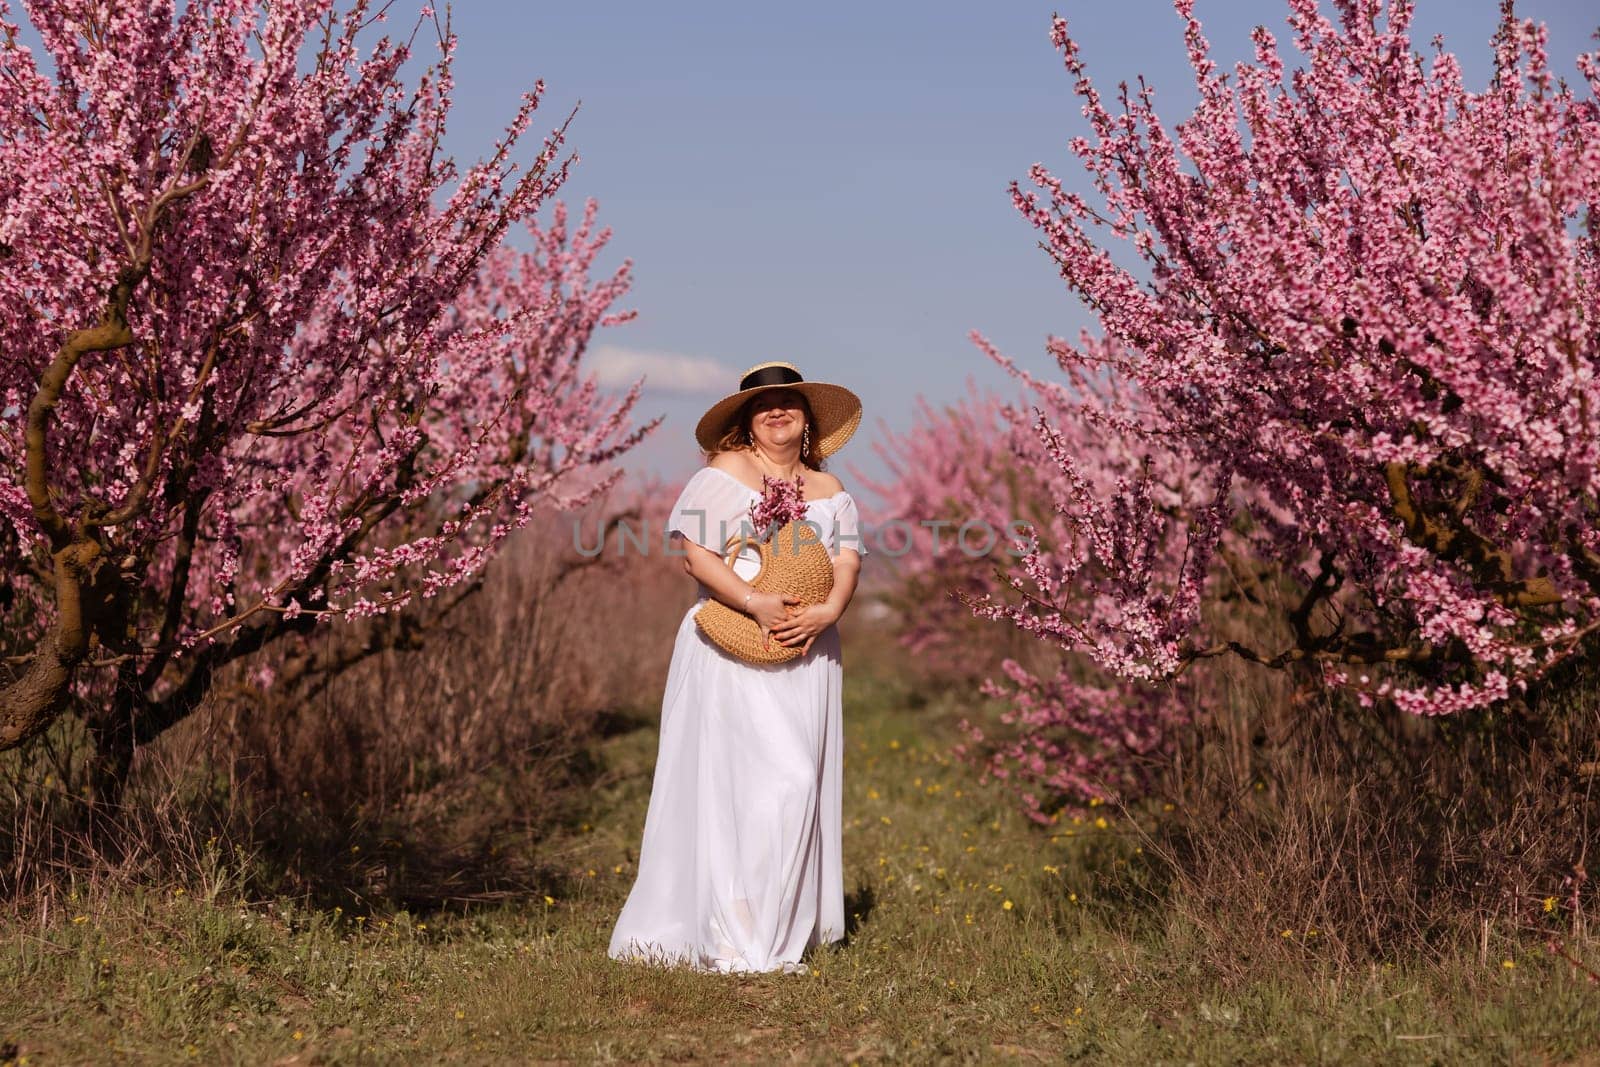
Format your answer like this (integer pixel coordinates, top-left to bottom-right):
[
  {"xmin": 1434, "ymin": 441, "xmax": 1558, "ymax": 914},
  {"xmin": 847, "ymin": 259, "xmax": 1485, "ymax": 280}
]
[{"xmin": 607, "ymin": 361, "xmax": 867, "ymax": 975}]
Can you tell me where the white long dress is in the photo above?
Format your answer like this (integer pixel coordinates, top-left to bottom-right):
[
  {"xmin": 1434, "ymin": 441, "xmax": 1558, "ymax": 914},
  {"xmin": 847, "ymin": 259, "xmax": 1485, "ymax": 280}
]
[{"xmin": 607, "ymin": 466, "xmax": 868, "ymax": 974}]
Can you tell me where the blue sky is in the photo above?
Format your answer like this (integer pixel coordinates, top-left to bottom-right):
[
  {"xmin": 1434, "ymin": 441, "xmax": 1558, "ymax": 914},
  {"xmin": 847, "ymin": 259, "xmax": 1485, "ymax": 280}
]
[
  {"xmin": 18, "ymin": 1, "xmax": 1596, "ymax": 492},
  {"xmin": 432, "ymin": 0, "xmax": 1596, "ymax": 491}
]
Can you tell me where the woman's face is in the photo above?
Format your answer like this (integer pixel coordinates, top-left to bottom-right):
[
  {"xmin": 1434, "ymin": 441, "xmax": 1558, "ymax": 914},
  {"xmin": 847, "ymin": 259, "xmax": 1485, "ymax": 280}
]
[{"xmin": 748, "ymin": 389, "xmax": 807, "ymax": 453}]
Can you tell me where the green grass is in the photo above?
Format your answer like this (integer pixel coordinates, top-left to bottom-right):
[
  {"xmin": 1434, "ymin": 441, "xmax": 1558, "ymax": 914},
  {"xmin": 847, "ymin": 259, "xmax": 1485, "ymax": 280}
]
[{"xmin": 4, "ymin": 671, "xmax": 1598, "ymax": 1064}]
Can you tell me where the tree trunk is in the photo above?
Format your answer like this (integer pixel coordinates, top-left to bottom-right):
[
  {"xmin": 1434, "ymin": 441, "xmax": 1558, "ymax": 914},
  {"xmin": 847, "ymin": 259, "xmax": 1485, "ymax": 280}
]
[
  {"xmin": 81, "ymin": 662, "xmax": 142, "ymax": 808},
  {"xmin": 0, "ymin": 539, "xmax": 106, "ymax": 750},
  {"xmin": 0, "ymin": 627, "xmax": 82, "ymax": 749}
]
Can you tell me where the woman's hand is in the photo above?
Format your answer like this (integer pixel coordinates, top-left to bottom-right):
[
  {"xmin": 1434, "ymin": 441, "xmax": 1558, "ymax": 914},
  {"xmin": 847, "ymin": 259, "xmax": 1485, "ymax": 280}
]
[
  {"xmin": 770, "ymin": 602, "xmax": 840, "ymax": 656},
  {"xmin": 748, "ymin": 591, "xmax": 803, "ymax": 651}
]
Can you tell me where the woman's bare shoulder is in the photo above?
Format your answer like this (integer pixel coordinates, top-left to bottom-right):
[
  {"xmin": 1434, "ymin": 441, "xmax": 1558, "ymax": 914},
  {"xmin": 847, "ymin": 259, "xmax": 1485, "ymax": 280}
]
[
  {"xmin": 807, "ymin": 468, "xmax": 844, "ymax": 495},
  {"xmin": 708, "ymin": 449, "xmax": 756, "ymax": 477}
]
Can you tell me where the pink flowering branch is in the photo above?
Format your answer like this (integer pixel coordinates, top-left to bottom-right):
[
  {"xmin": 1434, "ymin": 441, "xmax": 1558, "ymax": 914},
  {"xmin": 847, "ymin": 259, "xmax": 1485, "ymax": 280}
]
[
  {"xmin": 981, "ymin": 0, "xmax": 1600, "ymax": 716},
  {"xmin": 955, "ymin": 658, "xmax": 1190, "ymax": 823},
  {"xmin": 857, "ymin": 362, "xmax": 1196, "ymax": 812},
  {"xmin": 0, "ymin": 1, "xmax": 655, "ymax": 792},
  {"xmin": 854, "ymin": 386, "xmax": 1053, "ymax": 673},
  {"xmin": 750, "ymin": 473, "xmax": 807, "ymax": 537}
]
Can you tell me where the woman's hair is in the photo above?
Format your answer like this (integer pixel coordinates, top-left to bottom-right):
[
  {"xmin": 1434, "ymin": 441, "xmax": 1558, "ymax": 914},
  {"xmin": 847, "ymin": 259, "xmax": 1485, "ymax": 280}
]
[{"xmin": 709, "ymin": 392, "xmax": 828, "ymax": 471}]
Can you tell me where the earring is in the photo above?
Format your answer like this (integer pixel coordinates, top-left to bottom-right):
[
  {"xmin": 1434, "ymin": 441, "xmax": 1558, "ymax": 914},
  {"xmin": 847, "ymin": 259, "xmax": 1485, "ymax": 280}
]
[{"xmin": 802, "ymin": 426, "xmax": 811, "ymax": 456}]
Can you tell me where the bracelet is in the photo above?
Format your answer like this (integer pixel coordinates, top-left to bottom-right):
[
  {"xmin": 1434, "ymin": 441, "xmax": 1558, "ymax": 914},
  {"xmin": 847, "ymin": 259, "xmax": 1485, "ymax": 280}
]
[{"xmin": 743, "ymin": 589, "xmax": 754, "ymax": 612}]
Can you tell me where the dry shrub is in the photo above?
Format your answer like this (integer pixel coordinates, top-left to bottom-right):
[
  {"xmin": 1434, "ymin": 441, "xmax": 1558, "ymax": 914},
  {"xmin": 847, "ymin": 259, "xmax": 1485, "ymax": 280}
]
[
  {"xmin": 1, "ymin": 707, "xmax": 265, "ymax": 906},
  {"xmin": 1, "ymin": 473, "xmax": 692, "ymax": 909},
  {"xmin": 877, "ymin": 552, "xmax": 1600, "ymax": 972},
  {"xmin": 1142, "ymin": 615, "xmax": 1600, "ymax": 974}
]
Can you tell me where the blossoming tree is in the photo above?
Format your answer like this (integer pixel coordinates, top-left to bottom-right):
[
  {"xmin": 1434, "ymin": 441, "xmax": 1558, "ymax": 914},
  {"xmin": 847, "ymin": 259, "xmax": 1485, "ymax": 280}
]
[
  {"xmin": 855, "ymin": 388, "xmax": 1035, "ymax": 676},
  {"xmin": 860, "ymin": 355, "xmax": 1194, "ymax": 816},
  {"xmin": 977, "ymin": 0, "xmax": 1600, "ymax": 715},
  {"xmin": 0, "ymin": 0, "xmax": 652, "ymax": 787}
]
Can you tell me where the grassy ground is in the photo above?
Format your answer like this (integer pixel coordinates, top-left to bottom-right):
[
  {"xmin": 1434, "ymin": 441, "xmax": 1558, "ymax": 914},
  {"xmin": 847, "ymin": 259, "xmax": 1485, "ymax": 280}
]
[{"xmin": 4, "ymin": 670, "xmax": 1600, "ymax": 1065}]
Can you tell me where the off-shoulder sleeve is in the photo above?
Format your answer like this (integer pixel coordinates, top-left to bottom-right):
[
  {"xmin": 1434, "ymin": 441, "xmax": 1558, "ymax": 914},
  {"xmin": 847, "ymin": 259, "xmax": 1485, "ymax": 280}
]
[
  {"xmin": 666, "ymin": 467, "xmax": 754, "ymax": 554},
  {"xmin": 830, "ymin": 491, "xmax": 868, "ymax": 558}
]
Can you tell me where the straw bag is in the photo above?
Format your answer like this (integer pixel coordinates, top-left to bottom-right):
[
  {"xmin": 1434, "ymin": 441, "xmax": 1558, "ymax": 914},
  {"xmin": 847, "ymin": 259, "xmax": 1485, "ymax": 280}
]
[{"xmin": 696, "ymin": 520, "xmax": 835, "ymax": 664}]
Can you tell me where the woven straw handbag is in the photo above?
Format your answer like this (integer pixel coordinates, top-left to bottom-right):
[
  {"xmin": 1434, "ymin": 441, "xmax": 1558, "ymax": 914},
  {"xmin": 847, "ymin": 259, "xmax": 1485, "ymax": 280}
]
[{"xmin": 696, "ymin": 520, "xmax": 835, "ymax": 664}]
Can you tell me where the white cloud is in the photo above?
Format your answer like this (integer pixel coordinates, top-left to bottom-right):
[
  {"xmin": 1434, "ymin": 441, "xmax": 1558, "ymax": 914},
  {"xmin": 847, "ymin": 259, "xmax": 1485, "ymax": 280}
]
[{"xmin": 587, "ymin": 345, "xmax": 733, "ymax": 395}]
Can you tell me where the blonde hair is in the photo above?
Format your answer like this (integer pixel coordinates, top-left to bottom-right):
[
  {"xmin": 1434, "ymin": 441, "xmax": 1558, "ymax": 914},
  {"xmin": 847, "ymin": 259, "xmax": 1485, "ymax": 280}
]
[{"xmin": 708, "ymin": 393, "xmax": 828, "ymax": 471}]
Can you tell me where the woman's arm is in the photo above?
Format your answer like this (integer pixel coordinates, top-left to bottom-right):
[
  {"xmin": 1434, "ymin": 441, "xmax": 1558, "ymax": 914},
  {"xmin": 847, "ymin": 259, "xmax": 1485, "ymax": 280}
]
[
  {"xmin": 672, "ymin": 533, "xmax": 799, "ymax": 643},
  {"xmin": 771, "ymin": 548, "xmax": 860, "ymax": 652}
]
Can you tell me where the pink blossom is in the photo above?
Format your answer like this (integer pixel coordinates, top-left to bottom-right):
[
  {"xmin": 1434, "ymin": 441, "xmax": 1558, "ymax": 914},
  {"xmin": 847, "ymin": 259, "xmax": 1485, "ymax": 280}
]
[
  {"xmin": 977, "ymin": 1, "xmax": 1600, "ymax": 717},
  {"xmin": 0, "ymin": 1, "xmax": 653, "ymax": 755},
  {"xmin": 749, "ymin": 473, "xmax": 807, "ymax": 537}
]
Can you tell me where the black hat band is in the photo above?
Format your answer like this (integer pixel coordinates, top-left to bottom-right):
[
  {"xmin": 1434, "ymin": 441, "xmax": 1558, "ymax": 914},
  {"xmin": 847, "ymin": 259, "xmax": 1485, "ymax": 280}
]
[{"xmin": 739, "ymin": 365, "xmax": 804, "ymax": 391}]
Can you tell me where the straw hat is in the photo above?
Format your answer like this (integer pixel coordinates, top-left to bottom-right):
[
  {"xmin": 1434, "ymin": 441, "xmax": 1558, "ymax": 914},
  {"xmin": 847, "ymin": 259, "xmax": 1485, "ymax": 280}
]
[{"xmin": 695, "ymin": 361, "xmax": 863, "ymax": 459}]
